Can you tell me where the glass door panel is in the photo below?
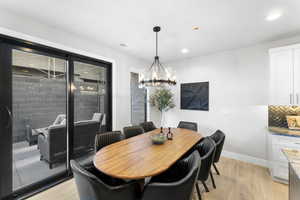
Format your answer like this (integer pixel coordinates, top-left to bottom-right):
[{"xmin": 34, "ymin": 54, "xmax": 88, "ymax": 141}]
[
  {"xmin": 12, "ymin": 48, "xmax": 68, "ymax": 191},
  {"xmin": 73, "ymin": 61, "xmax": 107, "ymax": 165}
]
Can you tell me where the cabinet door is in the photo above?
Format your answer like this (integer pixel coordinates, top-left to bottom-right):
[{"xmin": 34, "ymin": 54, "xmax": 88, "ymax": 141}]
[
  {"xmin": 272, "ymin": 161, "xmax": 288, "ymax": 181},
  {"xmin": 293, "ymin": 48, "xmax": 300, "ymax": 105},
  {"xmin": 270, "ymin": 49, "xmax": 294, "ymax": 105},
  {"xmin": 289, "ymin": 163, "xmax": 300, "ymax": 200}
]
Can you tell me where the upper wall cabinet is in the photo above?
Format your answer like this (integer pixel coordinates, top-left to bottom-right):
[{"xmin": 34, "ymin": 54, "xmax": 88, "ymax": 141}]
[{"xmin": 269, "ymin": 44, "xmax": 300, "ymax": 105}]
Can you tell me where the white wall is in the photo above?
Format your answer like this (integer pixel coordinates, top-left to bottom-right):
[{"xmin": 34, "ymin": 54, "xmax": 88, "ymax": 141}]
[
  {"xmin": 151, "ymin": 35, "xmax": 300, "ymax": 166},
  {"xmin": 0, "ymin": 9, "xmax": 147, "ymax": 131}
]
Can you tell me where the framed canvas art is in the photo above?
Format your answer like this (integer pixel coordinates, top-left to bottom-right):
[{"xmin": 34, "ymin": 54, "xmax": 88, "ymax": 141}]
[{"xmin": 180, "ymin": 82, "xmax": 209, "ymax": 111}]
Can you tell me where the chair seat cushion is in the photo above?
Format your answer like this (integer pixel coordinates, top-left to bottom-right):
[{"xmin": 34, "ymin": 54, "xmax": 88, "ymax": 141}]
[{"xmin": 86, "ymin": 166, "xmax": 126, "ymax": 186}]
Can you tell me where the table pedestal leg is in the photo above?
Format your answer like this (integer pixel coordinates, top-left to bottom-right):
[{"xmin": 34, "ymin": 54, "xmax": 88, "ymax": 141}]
[{"xmin": 138, "ymin": 179, "xmax": 145, "ymax": 192}]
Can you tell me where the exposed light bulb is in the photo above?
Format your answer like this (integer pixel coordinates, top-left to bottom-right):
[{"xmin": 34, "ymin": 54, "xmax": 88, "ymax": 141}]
[
  {"xmin": 152, "ymin": 71, "xmax": 158, "ymax": 80},
  {"xmin": 139, "ymin": 73, "xmax": 144, "ymax": 81}
]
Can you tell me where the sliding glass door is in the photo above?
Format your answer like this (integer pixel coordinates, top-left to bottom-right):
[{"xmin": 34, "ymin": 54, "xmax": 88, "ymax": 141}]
[
  {"xmin": 72, "ymin": 60, "xmax": 109, "ymax": 165},
  {"xmin": 12, "ymin": 48, "xmax": 68, "ymax": 192},
  {"xmin": 0, "ymin": 37, "xmax": 112, "ymax": 199}
]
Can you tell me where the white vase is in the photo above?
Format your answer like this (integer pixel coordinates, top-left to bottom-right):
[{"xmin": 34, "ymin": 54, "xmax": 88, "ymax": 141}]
[{"xmin": 160, "ymin": 111, "xmax": 165, "ymax": 128}]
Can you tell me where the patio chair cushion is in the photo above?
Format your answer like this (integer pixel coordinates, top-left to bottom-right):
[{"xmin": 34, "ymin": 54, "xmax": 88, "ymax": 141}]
[
  {"xmin": 92, "ymin": 113, "xmax": 102, "ymax": 121},
  {"xmin": 52, "ymin": 114, "xmax": 66, "ymax": 126}
]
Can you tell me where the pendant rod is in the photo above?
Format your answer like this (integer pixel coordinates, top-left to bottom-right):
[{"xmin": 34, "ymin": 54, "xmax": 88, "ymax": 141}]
[
  {"xmin": 156, "ymin": 31, "xmax": 158, "ymax": 57},
  {"xmin": 153, "ymin": 26, "xmax": 161, "ymax": 58}
]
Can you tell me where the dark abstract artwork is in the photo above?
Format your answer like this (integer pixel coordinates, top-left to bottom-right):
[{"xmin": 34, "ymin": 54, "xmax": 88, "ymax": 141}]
[{"xmin": 180, "ymin": 82, "xmax": 209, "ymax": 111}]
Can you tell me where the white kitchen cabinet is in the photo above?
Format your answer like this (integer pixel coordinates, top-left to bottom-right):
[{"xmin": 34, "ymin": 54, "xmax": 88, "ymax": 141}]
[
  {"xmin": 269, "ymin": 44, "xmax": 300, "ymax": 105},
  {"xmin": 268, "ymin": 133, "xmax": 300, "ymax": 183}
]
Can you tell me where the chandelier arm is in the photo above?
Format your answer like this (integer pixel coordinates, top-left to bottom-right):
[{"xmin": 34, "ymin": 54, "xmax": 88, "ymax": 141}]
[
  {"xmin": 158, "ymin": 62, "xmax": 167, "ymax": 71},
  {"xmin": 147, "ymin": 59, "xmax": 156, "ymax": 71}
]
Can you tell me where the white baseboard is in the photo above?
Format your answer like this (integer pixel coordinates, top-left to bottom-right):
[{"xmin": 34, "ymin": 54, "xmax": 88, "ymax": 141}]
[{"xmin": 222, "ymin": 150, "xmax": 268, "ymax": 168}]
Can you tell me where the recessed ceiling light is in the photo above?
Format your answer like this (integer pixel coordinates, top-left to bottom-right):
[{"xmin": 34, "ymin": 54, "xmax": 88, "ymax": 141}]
[
  {"xmin": 181, "ymin": 48, "xmax": 189, "ymax": 54},
  {"xmin": 266, "ymin": 10, "xmax": 282, "ymax": 21},
  {"xmin": 84, "ymin": 71, "xmax": 89, "ymax": 74},
  {"xmin": 192, "ymin": 26, "xmax": 199, "ymax": 30},
  {"xmin": 120, "ymin": 43, "xmax": 128, "ymax": 47}
]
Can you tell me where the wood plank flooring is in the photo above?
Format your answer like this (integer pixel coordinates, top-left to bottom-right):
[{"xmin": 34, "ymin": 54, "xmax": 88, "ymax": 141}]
[
  {"xmin": 28, "ymin": 157, "xmax": 288, "ymax": 200},
  {"xmin": 196, "ymin": 157, "xmax": 288, "ymax": 200}
]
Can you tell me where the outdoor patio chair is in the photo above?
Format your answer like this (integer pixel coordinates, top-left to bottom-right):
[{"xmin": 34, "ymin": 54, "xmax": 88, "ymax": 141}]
[{"xmin": 26, "ymin": 114, "xmax": 66, "ymax": 146}]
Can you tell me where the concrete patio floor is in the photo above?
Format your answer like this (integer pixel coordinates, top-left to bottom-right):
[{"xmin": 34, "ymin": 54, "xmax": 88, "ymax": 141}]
[{"xmin": 13, "ymin": 141, "xmax": 93, "ymax": 191}]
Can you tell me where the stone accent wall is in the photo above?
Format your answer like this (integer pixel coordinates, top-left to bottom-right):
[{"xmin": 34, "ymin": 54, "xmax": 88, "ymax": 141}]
[
  {"xmin": 74, "ymin": 81, "xmax": 105, "ymax": 122},
  {"xmin": 12, "ymin": 76, "xmax": 104, "ymax": 142}
]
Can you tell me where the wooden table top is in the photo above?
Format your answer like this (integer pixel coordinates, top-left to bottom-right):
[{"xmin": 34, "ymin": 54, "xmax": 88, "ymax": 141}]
[{"xmin": 93, "ymin": 128, "xmax": 203, "ymax": 179}]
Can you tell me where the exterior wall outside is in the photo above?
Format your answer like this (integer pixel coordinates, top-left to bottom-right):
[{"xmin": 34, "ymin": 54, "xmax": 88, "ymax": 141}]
[{"xmin": 12, "ymin": 76, "xmax": 104, "ymax": 142}]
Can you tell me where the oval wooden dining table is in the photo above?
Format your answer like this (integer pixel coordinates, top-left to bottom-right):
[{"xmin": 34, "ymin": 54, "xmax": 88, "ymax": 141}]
[{"xmin": 93, "ymin": 128, "xmax": 203, "ymax": 180}]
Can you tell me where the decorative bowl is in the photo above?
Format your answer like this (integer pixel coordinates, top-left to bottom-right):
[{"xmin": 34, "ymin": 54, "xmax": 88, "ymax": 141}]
[{"xmin": 151, "ymin": 134, "xmax": 166, "ymax": 145}]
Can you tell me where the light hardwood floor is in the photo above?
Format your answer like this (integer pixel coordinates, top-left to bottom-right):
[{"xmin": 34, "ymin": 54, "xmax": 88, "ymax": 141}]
[{"xmin": 28, "ymin": 157, "xmax": 288, "ymax": 200}]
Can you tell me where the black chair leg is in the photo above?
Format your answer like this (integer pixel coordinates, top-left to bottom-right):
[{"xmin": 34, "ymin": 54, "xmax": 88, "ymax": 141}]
[
  {"xmin": 202, "ymin": 181, "xmax": 209, "ymax": 192},
  {"xmin": 210, "ymin": 170, "xmax": 216, "ymax": 189},
  {"xmin": 196, "ymin": 182, "xmax": 202, "ymax": 200},
  {"xmin": 213, "ymin": 163, "xmax": 220, "ymax": 175}
]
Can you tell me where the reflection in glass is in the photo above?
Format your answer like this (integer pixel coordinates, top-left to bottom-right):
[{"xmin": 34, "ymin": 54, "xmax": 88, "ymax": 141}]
[{"xmin": 73, "ymin": 61, "xmax": 107, "ymax": 165}]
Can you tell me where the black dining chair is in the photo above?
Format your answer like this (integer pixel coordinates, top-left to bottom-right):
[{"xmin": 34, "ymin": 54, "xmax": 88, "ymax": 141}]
[
  {"xmin": 95, "ymin": 131, "xmax": 124, "ymax": 152},
  {"xmin": 142, "ymin": 151, "xmax": 201, "ymax": 200},
  {"xmin": 140, "ymin": 121, "xmax": 157, "ymax": 132},
  {"xmin": 123, "ymin": 125, "xmax": 144, "ymax": 139},
  {"xmin": 82, "ymin": 131, "xmax": 123, "ymax": 167},
  {"xmin": 195, "ymin": 138, "xmax": 216, "ymax": 199},
  {"xmin": 177, "ymin": 121, "xmax": 198, "ymax": 132},
  {"xmin": 71, "ymin": 160, "xmax": 141, "ymax": 200},
  {"xmin": 209, "ymin": 130, "xmax": 225, "ymax": 175}
]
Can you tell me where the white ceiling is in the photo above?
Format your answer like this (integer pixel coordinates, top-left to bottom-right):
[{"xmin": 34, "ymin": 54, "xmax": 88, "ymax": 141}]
[{"xmin": 0, "ymin": 0, "xmax": 300, "ymax": 62}]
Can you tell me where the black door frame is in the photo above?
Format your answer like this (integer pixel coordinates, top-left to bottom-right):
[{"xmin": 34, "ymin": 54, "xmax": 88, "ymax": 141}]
[
  {"xmin": 0, "ymin": 34, "xmax": 112, "ymax": 199},
  {"xmin": 0, "ymin": 41, "xmax": 13, "ymax": 200}
]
